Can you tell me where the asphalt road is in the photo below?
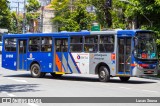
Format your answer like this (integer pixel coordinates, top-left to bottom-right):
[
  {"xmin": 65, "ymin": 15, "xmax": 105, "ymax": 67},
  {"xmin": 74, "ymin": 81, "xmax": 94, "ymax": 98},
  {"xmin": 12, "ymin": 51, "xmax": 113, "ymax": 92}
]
[{"xmin": 0, "ymin": 55, "xmax": 160, "ymax": 106}]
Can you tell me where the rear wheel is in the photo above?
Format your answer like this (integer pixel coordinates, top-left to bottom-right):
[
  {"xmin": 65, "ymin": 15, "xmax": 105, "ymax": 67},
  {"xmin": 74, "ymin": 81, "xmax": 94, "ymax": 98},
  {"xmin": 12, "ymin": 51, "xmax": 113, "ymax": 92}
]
[
  {"xmin": 98, "ymin": 66, "xmax": 110, "ymax": 82},
  {"xmin": 119, "ymin": 77, "xmax": 130, "ymax": 82},
  {"xmin": 30, "ymin": 64, "xmax": 46, "ymax": 78},
  {"xmin": 50, "ymin": 73, "xmax": 62, "ymax": 78}
]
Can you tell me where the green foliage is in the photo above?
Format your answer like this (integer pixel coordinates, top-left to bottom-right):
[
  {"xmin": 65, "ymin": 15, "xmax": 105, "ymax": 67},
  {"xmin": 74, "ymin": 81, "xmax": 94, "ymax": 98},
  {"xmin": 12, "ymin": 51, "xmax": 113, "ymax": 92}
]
[
  {"xmin": 51, "ymin": 0, "xmax": 96, "ymax": 31},
  {"xmin": 9, "ymin": 12, "xmax": 23, "ymax": 33},
  {"xmin": 0, "ymin": 0, "xmax": 11, "ymax": 29},
  {"xmin": 26, "ymin": 0, "xmax": 41, "ymax": 12},
  {"xmin": 26, "ymin": 0, "xmax": 41, "ymax": 32}
]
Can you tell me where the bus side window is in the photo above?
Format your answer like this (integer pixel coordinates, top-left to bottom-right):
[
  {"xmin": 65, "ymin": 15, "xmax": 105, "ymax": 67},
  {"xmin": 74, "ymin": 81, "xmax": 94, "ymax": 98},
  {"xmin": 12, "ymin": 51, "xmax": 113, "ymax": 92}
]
[
  {"xmin": 29, "ymin": 37, "xmax": 40, "ymax": 52},
  {"xmin": 5, "ymin": 38, "xmax": 16, "ymax": 52},
  {"xmin": 41, "ymin": 37, "xmax": 52, "ymax": 52},
  {"xmin": 84, "ymin": 35, "xmax": 98, "ymax": 53},
  {"xmin": 99, "ymin": 35, "xmax": 114, "ymax": 52},
  {"xmin": 70, "ymin": 36, "xmax": 83, "ymax": 52}
]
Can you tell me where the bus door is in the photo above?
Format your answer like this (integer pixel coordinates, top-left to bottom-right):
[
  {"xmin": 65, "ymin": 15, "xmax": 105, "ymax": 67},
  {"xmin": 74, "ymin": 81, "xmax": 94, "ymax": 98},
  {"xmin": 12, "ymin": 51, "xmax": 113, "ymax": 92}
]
[
  {"xmin": 118, "ymin": 38, "xmax": 132, "ymax": 74},
  {"xmin": 54, "ymin": 38, "xmax": 68, "ymax": 72},
  {"xmin": 18, "ymin": 39, "xmax": 27, "ymax": 70}
]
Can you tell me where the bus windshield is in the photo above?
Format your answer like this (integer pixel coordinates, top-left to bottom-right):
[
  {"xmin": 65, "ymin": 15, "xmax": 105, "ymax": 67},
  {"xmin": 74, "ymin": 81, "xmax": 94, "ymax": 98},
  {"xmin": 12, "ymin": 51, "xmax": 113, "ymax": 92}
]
[{"xmin": 133, "ymin": 32, "xmax": 158, "ymax": 60}]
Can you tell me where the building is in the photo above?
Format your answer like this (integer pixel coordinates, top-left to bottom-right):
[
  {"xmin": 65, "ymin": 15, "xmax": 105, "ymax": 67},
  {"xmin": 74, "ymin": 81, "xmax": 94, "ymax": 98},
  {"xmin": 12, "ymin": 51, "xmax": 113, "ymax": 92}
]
[{"xmin": 40, "ymin": 4, "xmax": 57, "ymax": 33}]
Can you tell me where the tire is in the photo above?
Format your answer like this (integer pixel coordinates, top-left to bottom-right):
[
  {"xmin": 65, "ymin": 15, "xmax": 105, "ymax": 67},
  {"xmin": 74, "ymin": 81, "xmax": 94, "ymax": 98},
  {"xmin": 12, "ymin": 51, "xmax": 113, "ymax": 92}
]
[
  {"xmin": 119, "ymin": 77, "xmax": 130, "ymax": 82},
  {"xmin": 98, "ymin": 66, "xmax": 110, "ymax": 82},
  {"xmin": 30, "ymin": 64, "xmax": 46, "ymax": 78},
  {"xmin": 50, "ymin": 73, "xmax": 62, "ymax": 78}
]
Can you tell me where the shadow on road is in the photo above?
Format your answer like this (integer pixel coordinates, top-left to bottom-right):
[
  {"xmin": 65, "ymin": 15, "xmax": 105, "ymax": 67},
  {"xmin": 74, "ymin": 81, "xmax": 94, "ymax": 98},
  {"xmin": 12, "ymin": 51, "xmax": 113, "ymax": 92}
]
[
  {"xmin": 3, "ymin": 74, "xmax": 157, "ymax": 84},
  {"xmin": 0, "ymin": 84, "xmax": 40, "ymax": 93}
]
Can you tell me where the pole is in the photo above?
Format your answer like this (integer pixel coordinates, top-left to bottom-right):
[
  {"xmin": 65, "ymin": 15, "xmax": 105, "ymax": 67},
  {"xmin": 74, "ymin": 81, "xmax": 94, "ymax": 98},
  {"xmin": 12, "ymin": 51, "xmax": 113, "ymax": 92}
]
[
  {"xmin": 23, "ymin": 0, "xmax": 26, "ymax": 34},
  {"xmin": 41, "ymin": 6, "xmax": 44, "ymax": 33}
]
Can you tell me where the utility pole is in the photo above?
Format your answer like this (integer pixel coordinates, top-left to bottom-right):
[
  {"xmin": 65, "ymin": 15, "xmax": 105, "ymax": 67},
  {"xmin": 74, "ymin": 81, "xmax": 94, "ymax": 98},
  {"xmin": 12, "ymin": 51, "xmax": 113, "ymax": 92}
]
[
  {"xmin": 70, "ymin": 0, "xmax": 73, "ymax": 12},
  {"xmin": 105, "ymin": 0, "xmax": 112, "ymax": 27},
  {"xmin": 12, "ymin": 1, "xmax": 24, "ymax": 33},
  {"xmin": 23, "ymin": 0, "xmax": 26, "ymax": 34},
  {"xmin": 12, "ymin": 1, "xmax": 24, "ymax": 16}
]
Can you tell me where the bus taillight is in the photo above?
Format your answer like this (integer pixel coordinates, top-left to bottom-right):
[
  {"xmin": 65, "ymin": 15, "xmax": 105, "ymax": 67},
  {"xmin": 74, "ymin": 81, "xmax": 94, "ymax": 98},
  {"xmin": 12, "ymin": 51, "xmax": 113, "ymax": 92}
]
[{"xmin": 111, "ymin": 53, "xmax": 115, "ymax": 60}]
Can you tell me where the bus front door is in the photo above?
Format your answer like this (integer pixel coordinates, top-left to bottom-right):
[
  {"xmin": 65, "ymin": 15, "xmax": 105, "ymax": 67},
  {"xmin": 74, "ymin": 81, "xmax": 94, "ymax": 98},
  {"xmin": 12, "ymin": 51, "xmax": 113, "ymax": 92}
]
[
  {"xmin": 18, "ymin": 39, "xmax": 27, "ymax": 70},
  {"xmin": 118, "ymin": 38, "xmax": 132, "ymax": 75},
  {"xmin": 54, "ymin": 38, "xmax": 68, "ymax": 73}
]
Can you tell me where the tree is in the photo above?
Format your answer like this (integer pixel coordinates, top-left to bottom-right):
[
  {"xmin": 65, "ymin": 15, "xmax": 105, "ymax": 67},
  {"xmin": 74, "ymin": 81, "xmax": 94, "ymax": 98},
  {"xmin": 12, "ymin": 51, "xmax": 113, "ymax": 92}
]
[
  {"xmin": 51, "ymin": 0, "xmax": 96, "ymax": 31},
  {"xmin": 26, "ymin": 0, "xmax": 41, "ymax": 32},
  {"xmin": 0, "ymin": 0, "xmax": 11, "ymax": 29},
  {"xmin": 90, "ymin": 0, "xmax": 113, "ymax": 29}
]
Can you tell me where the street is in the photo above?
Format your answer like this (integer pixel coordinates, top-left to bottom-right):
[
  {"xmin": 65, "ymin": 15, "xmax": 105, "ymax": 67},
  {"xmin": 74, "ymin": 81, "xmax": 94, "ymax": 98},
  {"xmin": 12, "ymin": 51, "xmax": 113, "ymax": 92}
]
[{"xmin": 0, "ymin": 54, "xmax": 160, "ymax": 106}]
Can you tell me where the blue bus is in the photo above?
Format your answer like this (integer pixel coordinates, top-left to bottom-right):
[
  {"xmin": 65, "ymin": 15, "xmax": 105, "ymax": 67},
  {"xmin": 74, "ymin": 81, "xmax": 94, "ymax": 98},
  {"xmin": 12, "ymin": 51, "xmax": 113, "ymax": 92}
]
[{"xmin": 2, "ymin": 30, "xmax": 158, "ymax": 82}]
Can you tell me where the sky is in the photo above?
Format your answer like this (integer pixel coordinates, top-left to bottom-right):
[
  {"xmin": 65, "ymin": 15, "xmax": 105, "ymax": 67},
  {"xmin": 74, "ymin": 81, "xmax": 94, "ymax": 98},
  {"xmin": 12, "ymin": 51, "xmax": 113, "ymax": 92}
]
[
  {"xmin": 8, "ymin": 0, "xmax": 51, "ymax": 12},
  {"xmin": 8, "ymin": 0, "xmax": 25, "ymax": 12}
]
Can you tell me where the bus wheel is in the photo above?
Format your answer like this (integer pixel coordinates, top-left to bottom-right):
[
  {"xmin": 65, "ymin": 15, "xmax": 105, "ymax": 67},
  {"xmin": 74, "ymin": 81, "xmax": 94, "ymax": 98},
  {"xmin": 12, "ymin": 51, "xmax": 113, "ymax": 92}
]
[
  {"xmin": 98, "ymin": 66, "xmax": 110, "ymax": 82},
  {"xmin": 119, "ymin": 77, "xmax": 130, "ymax": 82},
  {"xmin": 50, "ymin": 73, "xmax": 62, "ymax": 78},
  {"xmin": 31, "ymin": 64, "xmax": 46, "ymax": 78}
]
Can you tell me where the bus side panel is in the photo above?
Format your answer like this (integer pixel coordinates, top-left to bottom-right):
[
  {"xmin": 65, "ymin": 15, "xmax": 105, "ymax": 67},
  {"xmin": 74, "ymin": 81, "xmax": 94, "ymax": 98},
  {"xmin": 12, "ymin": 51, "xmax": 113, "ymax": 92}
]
[
  {"xmin": 27, "ymin": 52, "xmax": 53, "ymax": 72},
  {"xmin": 69, "ymin": 53, "xmax": 89, "ymax": 74},
  {"xmin": 2, "ymin": 52, "xmax": 17, "ymax": 70},
  {"xmin": 89, "ymin": 53, "xmax": 117, "ymax": 76}
]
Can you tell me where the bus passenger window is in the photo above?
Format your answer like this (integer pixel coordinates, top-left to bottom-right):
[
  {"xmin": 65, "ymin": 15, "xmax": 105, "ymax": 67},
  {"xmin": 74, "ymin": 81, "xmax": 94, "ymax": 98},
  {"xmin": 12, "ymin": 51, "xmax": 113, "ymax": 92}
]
[
  {"xmin": 5, "ymin": 38, "xmax": 16, "ymax": 52},
  {"xmin": 99, "ymin": 35, "xmax": 114, "ymax": 52},
  {"xmin": 70, "ymin": 36, "xmax": 83, "ymax": 52},
  {"xmin": 29, "ymin": 37, "xmax": 40, "ymax": 52},
  {"xmin": 41, "ymin": 37, "xmax": 52, "ymax": 52},
  {"xmin": 84, "ymin": 35, "xmax": 98, "ymax": 53}
]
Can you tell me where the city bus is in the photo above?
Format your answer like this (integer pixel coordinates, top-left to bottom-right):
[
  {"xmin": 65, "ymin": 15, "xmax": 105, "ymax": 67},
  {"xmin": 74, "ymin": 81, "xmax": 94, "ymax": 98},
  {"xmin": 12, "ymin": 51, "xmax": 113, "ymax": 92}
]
[{"xmin": 2, "ymin": 30, "xmax": 158, "ymax": 82}]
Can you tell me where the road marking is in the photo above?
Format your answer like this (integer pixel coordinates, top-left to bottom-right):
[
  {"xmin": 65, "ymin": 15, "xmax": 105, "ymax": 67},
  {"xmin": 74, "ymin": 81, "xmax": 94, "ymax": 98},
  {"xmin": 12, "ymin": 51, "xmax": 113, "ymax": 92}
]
[
  {"xmin": 1, "ymin": 91, "xmax": 16, "ymax": 97},
  {"xmin": 142, "ymin": 90, "xmax": 159, "ymax": 93},
  {"xmin": 1, "ymin": 91, "xmax": 8, "ymax": 94},
  {"xmin": 7, "ymin": 93, "xmax": 16, "ymax": 97},
  {"xmin": 7, "ymin": 78, "xmax": 28, "ymax": 83},
  {"xmin": 119, "ymin": 87, "xmax": 131, "ymax": 90},
  {"xmin": 28, "ymin": 103, "xmax": 39, "ymax": 106}
]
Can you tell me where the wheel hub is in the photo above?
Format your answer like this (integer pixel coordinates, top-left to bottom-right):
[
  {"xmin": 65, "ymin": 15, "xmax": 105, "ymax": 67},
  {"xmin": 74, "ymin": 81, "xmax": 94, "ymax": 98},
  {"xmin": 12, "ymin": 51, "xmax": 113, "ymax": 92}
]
[{"xmin": 100, "ymin": 71, "xmax": 105, "ymax": 79}]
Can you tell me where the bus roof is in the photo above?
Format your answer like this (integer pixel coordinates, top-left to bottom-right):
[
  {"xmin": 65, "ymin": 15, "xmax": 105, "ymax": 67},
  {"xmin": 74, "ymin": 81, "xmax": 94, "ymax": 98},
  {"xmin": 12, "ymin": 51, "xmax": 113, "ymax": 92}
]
[
  {"xmin": 117, "ymin": 30, "xmax": 154, "ymax": 37},
  {"xmin": 3, "ymin": 30, "xmax": 154, "ymax": 38}
]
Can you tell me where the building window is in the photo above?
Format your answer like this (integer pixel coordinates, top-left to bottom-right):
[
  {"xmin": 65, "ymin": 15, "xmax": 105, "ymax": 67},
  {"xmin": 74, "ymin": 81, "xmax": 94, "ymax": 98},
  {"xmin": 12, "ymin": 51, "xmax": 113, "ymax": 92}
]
[
  {"xmin": 5, "ymin": 38, "xmax": 16, "ymax": 52},
  {"xmin": 70, "ymin": 36, "xmax": 83, "ymax": 52},
  {"xmin": 99, "ymin": 35, "xmax": 114, "ymax": 52},
  {"xmin": 84, "ymin": 35, "xmax": 98, "ymax": 52}
]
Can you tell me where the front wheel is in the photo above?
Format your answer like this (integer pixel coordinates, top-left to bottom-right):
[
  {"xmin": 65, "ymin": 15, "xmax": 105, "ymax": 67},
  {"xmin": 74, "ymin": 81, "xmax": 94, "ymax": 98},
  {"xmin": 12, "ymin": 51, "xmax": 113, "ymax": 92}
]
[
  {"xmin": 119, "ymin": 77, "xmax": 130, "ymax": 82},
  {"xmin": 30, "ymin": 64, "xmax": 46, "ymax": 78},
  {"xmin": 98, "ymin": 66, "xmax": 110, "ymax": 82}
]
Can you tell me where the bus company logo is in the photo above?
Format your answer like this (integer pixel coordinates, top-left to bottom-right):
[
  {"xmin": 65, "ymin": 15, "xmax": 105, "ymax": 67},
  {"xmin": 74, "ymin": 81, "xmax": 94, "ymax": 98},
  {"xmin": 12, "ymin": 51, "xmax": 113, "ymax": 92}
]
[
  {"xmin": 29, "ymin": 53, "xmax": 33, "ymax": 58},
  {"xmin": 27, "ymin": 53, "xmax": 35, "ymax": 60},
  {"xmin": 77, "ymin": 55, "xmax": 80, "ymax": 59}
]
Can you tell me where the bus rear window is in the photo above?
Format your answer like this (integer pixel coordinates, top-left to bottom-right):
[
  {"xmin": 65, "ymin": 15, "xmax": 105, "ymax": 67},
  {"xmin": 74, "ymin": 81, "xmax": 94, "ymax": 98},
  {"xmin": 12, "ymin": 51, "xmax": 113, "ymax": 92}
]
[{"xmin": 5, "ymin": 38, "xmax": 16, "ymax": 52}]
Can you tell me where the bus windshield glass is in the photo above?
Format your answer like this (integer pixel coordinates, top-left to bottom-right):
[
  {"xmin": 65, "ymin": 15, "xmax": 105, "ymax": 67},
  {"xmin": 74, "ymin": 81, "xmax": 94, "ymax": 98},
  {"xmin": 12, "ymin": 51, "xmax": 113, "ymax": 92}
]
[{"xmin": 134, "ymin": 32, "xmax": 157, "ymax": 60}]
